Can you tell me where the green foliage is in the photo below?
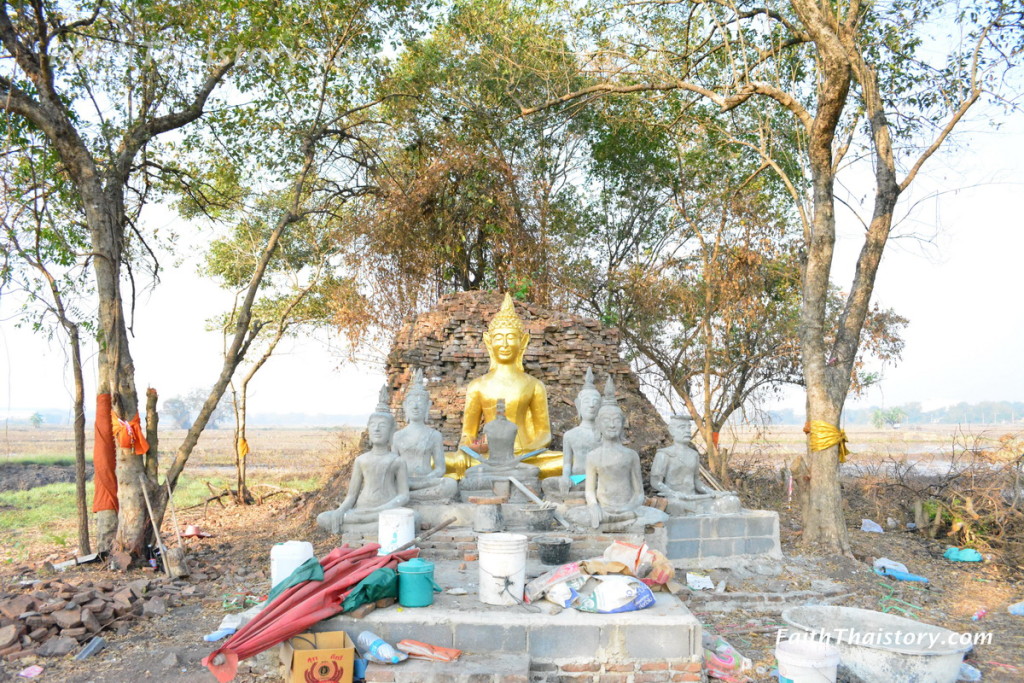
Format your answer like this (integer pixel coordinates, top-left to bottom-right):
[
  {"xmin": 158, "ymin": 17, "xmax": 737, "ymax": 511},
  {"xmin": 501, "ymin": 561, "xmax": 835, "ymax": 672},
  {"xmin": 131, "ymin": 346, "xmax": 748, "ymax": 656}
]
[
  {"xmin": 871, "ymin": 407, "xmax": 908, "ymax": 429},
  {"xmin": 29, "ymin": 413, "xmax": 44, "ymax": 428}
]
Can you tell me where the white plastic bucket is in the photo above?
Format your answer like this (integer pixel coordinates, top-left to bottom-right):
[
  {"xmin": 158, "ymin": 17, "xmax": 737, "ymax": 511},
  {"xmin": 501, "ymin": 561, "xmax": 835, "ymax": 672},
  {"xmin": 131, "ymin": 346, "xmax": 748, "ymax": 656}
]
[
  {"xmin": 776, "ymin": 639, "xmax": 839, "ymax": 682},
  {"xmin": 270, "ymin": 540, "xmax": 314, "ymax": 591},
  {"xmin": 378, "ymin": 507, "xmax": 416, "ymax": 554},
  {"xmin": 478, "ymin": 532, "xmax": 528, "ymax": 606}
]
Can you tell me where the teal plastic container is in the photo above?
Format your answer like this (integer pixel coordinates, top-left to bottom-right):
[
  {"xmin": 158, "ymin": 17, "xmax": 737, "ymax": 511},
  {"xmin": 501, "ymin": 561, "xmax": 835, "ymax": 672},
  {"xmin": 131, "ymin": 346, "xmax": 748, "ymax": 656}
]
[{"xmin": 397, "ymin": 558, "xmax": 442, "ymax": 608}]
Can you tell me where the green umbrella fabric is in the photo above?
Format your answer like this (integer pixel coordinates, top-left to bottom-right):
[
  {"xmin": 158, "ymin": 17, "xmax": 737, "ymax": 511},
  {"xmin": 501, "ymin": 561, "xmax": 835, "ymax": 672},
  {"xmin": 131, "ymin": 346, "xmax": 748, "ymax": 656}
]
[{"xmin": 341, "ymin": 567, "xmax": 398, "ymax": 612}]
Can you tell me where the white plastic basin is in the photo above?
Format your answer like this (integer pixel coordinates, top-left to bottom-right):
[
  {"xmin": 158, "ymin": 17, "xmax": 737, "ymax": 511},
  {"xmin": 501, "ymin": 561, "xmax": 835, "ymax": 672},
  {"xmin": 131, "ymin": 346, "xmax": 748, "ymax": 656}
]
[{"xmin": 781, "ymin": 605, "xmax": 970, "ymax": 683}]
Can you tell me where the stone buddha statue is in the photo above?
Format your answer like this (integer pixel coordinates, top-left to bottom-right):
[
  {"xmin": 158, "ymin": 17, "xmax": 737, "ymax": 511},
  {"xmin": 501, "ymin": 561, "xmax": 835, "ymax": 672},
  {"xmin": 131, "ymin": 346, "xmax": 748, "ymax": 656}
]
[
  {"xmin": 393, "ymin": 369, "xmax": 458, "ymax": 503},
  {"xmin": 650, "ymin": 414, "xmax": 741, "ymax": 515},
  {"xmin": 316, "ymin": 386, "xmax": 410, "ymax": 533},
  {"xmin": 564, "ymin": 378, "xmax": 668, "ymax": 531},
  {"xmin": 542, "ymin": 367, "xmax": 600, "ymax": 500},
  {"xmin": 459, "ymin": 399, "xmax": 542, "ymax": 499}
]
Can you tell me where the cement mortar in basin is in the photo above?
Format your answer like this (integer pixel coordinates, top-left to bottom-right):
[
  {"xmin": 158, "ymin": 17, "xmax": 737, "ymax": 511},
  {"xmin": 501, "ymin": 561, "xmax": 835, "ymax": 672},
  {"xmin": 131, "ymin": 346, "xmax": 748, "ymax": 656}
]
[{"xmin": 781, "ymin": 605, "xmax": 970, "ymax": 683}]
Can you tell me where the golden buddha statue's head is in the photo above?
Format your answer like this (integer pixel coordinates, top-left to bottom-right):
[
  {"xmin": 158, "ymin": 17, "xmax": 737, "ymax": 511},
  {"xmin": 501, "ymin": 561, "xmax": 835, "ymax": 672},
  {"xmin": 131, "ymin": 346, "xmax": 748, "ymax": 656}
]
[{"xmin": 484, "ymin": 293, "xmax": 530, "ymax": 371}]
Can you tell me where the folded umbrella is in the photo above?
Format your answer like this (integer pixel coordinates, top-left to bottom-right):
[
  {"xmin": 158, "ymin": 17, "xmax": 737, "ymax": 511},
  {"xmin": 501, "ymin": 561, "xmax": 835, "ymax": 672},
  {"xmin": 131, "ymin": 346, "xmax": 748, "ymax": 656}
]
[{"xmin": 203, "ymin": 543, "xmax": 418, "ymax": 682}]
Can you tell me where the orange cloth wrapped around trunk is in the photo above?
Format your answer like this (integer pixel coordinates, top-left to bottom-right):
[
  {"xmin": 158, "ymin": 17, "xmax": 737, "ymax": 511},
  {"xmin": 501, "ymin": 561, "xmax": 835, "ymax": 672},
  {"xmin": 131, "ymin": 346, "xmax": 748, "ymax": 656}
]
[
  {"xmin": 112, "ymin": 411, "xmax": 149, "ymax": 455},
  {"xmin": 92, "ymin": 394, "xmax": 118, "ymax": 513}
]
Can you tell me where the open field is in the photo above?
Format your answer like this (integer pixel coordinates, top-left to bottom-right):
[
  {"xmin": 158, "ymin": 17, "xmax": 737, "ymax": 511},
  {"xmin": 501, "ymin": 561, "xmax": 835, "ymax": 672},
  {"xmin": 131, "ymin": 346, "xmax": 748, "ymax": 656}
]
[{"xmin": 0, "ymin": 426, "xmax": 361, "ymax": 561}]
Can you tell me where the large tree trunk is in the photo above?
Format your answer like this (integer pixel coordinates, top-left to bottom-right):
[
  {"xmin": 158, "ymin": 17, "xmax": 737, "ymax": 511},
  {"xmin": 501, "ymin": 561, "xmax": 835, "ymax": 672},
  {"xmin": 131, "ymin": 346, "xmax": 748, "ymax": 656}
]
[
  {"xmin": 81, "ymin": 180, "xmax": 150, "ymax": 558},
  {"xmin": 790, "ymin": 0, "xmax": 853, "ymax": 554}
]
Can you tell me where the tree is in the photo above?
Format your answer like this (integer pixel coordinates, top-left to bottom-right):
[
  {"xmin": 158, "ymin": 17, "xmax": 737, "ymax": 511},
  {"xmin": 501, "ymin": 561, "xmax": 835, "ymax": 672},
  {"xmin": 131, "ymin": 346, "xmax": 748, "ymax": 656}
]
[
  {"xmin": 0, "ymin": 0, "xmax": 429, "ymax": 561},
  {"xmin": 871, "ymin": 407, "xmax": 907, "ymax": 430},
  {"xmin": 29, "ymin": 412, "xmax": 43, "ymax": 428},
  {"xmin": 340, "ymin": 0, "xmax": 592, "ymax": 345},
  {"xmin": 161, "ymin": 398, "xmax": 192, "ymax": 430},
  {"xmin": 0, "ymin": 144, "xmax": 93, "ymax": 553},
  {"xmin": 161, "ymin": 390, "xmax": 232, "ymax": 430},
  {"xmin": 204, "ymin": 201, "xmax": 351, "ymax": 503},
  {"xmin": 521, "ymin": 0, "xmax": 1023, "ymax": 553},
  {"xmin": 559, "ymin": 105, "xmax": 905, "ymax": 483}
]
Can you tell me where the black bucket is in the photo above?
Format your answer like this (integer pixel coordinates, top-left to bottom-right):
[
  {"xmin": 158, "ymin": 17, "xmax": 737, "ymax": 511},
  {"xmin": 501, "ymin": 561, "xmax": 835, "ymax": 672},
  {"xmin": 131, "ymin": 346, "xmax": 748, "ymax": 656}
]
[
  {"xmin": 536, "ymin": 536, "xmax": 572, "ymax": 565},
  {"xmin": 523, "ymin": 504, "xmax": 556, "ymax": 532}
]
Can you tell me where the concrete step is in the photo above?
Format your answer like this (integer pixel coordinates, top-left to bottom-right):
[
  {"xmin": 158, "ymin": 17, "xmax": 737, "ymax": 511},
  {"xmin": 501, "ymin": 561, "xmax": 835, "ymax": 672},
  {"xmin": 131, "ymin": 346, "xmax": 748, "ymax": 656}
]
[{"xmin": 316, "ymin": 560, "xmax": 701, "ymax": 674}]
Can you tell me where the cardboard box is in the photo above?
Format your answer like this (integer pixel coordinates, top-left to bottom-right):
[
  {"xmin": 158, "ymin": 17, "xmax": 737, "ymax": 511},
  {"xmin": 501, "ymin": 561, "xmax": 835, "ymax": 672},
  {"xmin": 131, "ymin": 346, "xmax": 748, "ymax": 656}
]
[{"xmin": 279, "ymin": 630, "xmax": 355, "ymax": 683}]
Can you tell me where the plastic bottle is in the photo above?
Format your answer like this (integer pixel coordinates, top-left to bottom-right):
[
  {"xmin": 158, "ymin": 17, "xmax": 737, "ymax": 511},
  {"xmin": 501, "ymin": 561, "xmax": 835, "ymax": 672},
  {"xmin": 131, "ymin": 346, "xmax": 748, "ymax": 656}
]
[
  {"xmin": 1009, "ymin": 600, "xmax": 1024, "ymax": 616},
  {"xmin": 356, "ymin": 631, "xmax": 407, "ymax": 664}
]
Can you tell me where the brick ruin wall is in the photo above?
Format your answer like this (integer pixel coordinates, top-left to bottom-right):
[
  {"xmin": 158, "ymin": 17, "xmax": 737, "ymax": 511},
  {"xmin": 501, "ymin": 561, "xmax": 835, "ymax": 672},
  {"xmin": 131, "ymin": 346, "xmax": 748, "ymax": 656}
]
[{"xmin": 384, "ymin": 291, "xmax": 670, "ymax": 470}]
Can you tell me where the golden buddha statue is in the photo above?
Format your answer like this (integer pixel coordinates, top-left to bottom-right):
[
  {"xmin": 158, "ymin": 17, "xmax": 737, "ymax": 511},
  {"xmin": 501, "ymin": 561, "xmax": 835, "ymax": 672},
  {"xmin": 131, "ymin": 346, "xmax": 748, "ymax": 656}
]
[{"xmin": 444, "ymin": 293, "xmax": 561, "ymax": 479}]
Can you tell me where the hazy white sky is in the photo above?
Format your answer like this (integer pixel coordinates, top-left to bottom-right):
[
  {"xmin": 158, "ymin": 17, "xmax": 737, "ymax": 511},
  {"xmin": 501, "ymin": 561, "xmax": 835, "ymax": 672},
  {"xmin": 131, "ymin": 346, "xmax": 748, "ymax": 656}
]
[{"xmin": 2, "ymin": 117, "xmax": 1022, "ymax": 421}]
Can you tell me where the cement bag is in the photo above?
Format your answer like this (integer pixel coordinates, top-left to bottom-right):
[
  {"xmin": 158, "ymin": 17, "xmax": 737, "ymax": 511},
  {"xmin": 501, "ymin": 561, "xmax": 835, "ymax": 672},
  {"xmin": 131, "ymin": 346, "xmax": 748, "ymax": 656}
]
[
  {"xmin": 544, "ymin": 581, "xmax": 581, "ymax": 608},
  {"xmin": 524, "ymin": 562, "xmax": 586, "ymax": 603},
  {"xmin": 574, "ymin": 575, "xmax": 655, "ymax": 614}
]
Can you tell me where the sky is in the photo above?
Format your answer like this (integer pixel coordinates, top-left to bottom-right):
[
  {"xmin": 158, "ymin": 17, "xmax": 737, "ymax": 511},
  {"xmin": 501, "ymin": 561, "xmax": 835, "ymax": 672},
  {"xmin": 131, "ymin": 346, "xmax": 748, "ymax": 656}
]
[{"xmin": 1, "ymin": 116, "xmax": 1022, "ymax": 423}]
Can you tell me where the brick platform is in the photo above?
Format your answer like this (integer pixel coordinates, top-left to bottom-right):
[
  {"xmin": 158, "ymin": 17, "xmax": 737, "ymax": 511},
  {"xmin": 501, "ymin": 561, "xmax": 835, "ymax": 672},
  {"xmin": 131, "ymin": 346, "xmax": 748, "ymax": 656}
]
[{"xmin": 650, "ymin": 510, "xmax": 781, "ymax": 568}]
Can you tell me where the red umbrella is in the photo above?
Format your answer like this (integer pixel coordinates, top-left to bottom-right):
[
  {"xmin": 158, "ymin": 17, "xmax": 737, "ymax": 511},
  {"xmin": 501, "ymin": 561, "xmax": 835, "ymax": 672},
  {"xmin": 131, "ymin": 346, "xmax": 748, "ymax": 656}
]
[{"xmin": 203, "ymin": 543, "xmax": 418, "ymax": 682}]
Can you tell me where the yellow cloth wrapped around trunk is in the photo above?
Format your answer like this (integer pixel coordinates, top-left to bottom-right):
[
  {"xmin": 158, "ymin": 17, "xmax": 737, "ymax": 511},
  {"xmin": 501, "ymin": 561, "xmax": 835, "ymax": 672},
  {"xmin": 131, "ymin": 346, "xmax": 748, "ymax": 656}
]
[{"xmin": 807, "ymin": 420, "xmax": 850, "ymax": 463}]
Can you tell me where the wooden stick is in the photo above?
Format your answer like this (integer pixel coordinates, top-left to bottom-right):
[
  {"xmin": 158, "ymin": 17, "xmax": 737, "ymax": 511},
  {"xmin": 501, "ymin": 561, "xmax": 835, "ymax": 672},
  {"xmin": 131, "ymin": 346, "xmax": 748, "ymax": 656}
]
[
  {"xmin": 164, "ymin": 480, "xmax": 186, "ymax": 551},
  {"xmin": 139, "ymin": 475, "xmax": 171, "ymax": 577},
  {"xmin": 699, "ymin": 465, "xmax": 726, "ymax": 492},
  {"xmin": 394, "ymin": 516, "xmax": 457, "ymax": 553}
]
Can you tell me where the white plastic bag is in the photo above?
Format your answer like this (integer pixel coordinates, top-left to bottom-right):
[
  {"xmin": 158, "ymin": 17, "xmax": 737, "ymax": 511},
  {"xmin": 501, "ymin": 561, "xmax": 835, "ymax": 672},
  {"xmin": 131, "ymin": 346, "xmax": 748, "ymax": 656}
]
[
  {"xmin": 873, "ymin": 558, "xmax": 908, "ymax": 574},
  {"xmin": 860, "ymin": 518, "xmax": 884, "ymax": 533}
]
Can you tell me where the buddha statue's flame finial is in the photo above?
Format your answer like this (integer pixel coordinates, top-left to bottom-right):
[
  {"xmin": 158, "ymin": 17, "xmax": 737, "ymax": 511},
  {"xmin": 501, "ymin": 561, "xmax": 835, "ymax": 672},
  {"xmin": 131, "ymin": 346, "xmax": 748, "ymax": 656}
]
[
  {"xmin": 487, "ymin": 292, "xmax": 525, "ymax": 335},
  {"xmin": 601, "ymin": 375, "xmax": 619, "ymax": 408},
  {"xmin": 374, "ymin": 385, "xmax": 391, "ymax": 415},
  {"xmin": 405, "ymin": 368, "xmax": 428, "ymax": 402}
]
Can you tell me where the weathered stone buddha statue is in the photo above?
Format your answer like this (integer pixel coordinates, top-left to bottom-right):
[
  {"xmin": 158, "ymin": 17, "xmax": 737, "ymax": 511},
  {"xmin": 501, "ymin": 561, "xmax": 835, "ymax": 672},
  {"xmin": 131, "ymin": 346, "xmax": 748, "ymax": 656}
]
[
  {"xmin": 459, "ymin": 399, "xmax": 542, "ymax": 498},
  {"xmin": 542, "ymin": 368, "xmax": 600, "ymax": 500},
  {"xmin": 393, "ymin": 369, "xmax": 458, "ymax": 503},
  {"xmin": 564, "ymin": 378, "xmax": 668, "ymax": 531},
  {"xmin": 650, "ymin": 414, "xmax": 741, "ymax": 515},
  {"xmin": 316, "ymin": 387, "xmax": 410, "ymax": 533},
  {"xmin": 450, "ymin": 293, "xmax": 558, "ymax": 478}
]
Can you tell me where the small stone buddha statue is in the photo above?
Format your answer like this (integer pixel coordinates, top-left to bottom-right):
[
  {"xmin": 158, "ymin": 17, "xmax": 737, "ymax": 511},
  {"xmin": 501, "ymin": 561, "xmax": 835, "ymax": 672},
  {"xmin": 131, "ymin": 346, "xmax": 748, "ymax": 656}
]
[
  {"xmin": 542, "ymin": 367, "xmax": 600, "ymax": 500},
  {"xmin": 650, "ymin": 415, "xmax": 741, "ymax": 515},
  {"xmin": 459, "ymin": 399, "xmax": 542, "ymax": 498},
  {"xmin": 316, "ymin": 386, "xmax": 410, "ymax": 533},
  {"xmin": 393, "ymin": 369, "xmax": 458, "ymax": 503},
  {"xmin": 564, "ymin": 377, "xmax": 668, "ymax": 531},
  {"xmin": 459, "ymin": 293, "xmax": 552, "ymax": 459}
]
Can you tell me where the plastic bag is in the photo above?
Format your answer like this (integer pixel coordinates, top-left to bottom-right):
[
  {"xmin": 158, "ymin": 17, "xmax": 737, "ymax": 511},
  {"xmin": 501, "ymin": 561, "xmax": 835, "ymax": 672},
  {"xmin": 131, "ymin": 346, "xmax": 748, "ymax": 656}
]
[
  {"xmin": 397, "ymin": 639, "xmax": 462, "ymax": 662},
  {"xmin": 860, "ymin": 518, "xmax": 884, "ymax": 533},
  {"xmin": 641, "ymin": 549, "xmax": 675, "ymax": 588},
  {"xmin": 602, "ymin": 540, "xmax": 650, "ymax": 574},
  {"xmin": 524, "ymin": 562, "xmax": 585, "ymax": 603},
  {"xmin": 574, "ymin": 575, "xmax": 655, "ymax": 614},
  {"xmin": 703, "ymin": 634, "xmax": 753, "ymax": 682},
  {"xmin": 873, "ymin": 558, "xmax": 908, "ymax": 574},
  {"xmin": 545, "ymin": 582, "xmax": 581, "ymax": 608}
]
